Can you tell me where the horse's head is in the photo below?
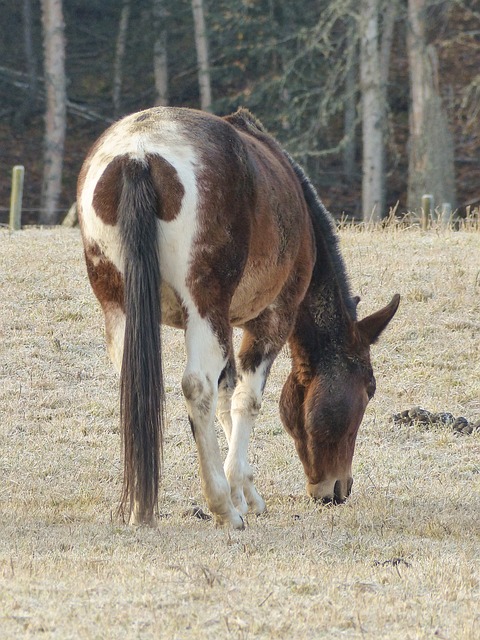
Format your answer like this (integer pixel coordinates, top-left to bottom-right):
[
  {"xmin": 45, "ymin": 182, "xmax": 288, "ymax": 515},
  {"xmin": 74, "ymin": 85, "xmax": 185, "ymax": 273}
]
[{"xmin": 280, "ymin": 294, "xmax": 399, "ymax": 504}]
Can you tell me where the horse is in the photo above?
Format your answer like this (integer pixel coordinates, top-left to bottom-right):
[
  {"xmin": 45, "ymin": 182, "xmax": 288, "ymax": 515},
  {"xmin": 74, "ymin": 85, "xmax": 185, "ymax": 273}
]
[{"xmin": 77, "ymin": 106, "xmax": 400, "ymax": 529}]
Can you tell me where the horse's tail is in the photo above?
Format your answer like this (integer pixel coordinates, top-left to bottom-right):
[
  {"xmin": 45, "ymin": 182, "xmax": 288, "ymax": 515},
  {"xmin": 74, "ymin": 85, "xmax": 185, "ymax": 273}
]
[{"xmin": 117, "ymin": 157, "xmax": 164, "ymax": 525}]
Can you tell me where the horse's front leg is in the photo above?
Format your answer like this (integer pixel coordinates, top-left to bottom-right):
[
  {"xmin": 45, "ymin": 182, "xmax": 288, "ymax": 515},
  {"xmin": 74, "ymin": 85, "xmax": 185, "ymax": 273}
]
[
  {"xmin": 182, "ymin": 313, "xmax": 244, "ymax": 529},
  {"xmin": 222, "ymin": 331, "xmax": 270, "ymax": 516}
]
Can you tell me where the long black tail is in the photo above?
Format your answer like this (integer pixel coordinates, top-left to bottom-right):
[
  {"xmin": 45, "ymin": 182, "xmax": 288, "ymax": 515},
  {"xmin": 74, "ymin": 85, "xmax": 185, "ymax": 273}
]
[{"xmin": 117, "ymin": 158, "xmax": 164, "ymax": 525}]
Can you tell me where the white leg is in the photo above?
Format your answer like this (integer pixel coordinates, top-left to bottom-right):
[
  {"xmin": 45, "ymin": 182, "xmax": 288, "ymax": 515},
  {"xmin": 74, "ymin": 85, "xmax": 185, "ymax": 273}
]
[
  {"xmin": 224, "ymin": 362, "xmax": 268, "ymax": 515},
  {"xmin": 104, "ymin": 303, "xmax": 125, "ymax": 374},
  {"xmin": 182, "ymin": 315, "xmax": 244, "ymax": 529}
]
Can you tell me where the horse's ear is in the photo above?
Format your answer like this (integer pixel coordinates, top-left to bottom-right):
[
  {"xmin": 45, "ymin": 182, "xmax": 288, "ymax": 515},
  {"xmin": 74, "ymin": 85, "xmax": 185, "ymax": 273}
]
[
  {"xmin": 357, "ymin": 294, "xmax": 400, "ymax": 344},
  {"xmin": 352, "ymin": 295, "xmax": 361, "ymax": 308}
]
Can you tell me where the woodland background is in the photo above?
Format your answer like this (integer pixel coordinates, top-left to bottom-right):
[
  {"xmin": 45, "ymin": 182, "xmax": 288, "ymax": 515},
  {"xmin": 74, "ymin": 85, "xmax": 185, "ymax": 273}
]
[{"xmin": 0, "ymin": 0, "xmax": 479, "ymax": 224}]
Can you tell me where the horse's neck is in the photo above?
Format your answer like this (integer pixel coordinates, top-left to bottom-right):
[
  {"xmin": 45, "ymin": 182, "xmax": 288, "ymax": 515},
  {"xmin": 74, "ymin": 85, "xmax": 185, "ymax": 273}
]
[
  {"xmin": 289, "ymin": 270, "xmax": 351, "ymax": 382},
  {"xmin": 279, "ymin": 144, "xmax": 355, "ymax": 380}
]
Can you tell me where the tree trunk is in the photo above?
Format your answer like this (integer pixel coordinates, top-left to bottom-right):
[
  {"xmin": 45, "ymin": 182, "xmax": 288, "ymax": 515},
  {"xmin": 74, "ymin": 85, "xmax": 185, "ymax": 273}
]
[
  {"xmin": 343, "ymin": 41, "xmax": 357, "ymax": 183},
  {"xmin": 191, "ymin": 0, "xmax": 212, "ymax": 111},
  {"xmin": 407, "ymin": 0, "xmax": 456, "ymax": 213},
  {"xmin": 40, "ymin": 0, "xmax": 66, "ymax": 225},
  {"xmin": 152, "ymin": 0, "xmax": 169, "ymax": 106},
  {"xmin": 113, "ymin": 0, "xmax": 131, "ymax": 118},
  {"xmin": 14, "ymin": 0, "xmax": 38, "ymax": 130},
  {"xmin": 380, "ymin": 0, "xmax": 398, "ymax": 92},
  {"xmin": 360, "ymin": 0, "xmax": 384, "ymax": 222},
  {"xmin": 379, "ymin": 0, "xmax": 399, "ymax": 217}
]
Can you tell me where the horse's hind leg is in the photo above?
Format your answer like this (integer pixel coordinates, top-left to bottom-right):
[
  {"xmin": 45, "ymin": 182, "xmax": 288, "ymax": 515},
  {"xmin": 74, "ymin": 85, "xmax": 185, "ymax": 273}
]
[
  {"xmin": 84, "ymin": 248, "xmax": 125, "ymax": 374},
  {"xmin": 182, "ymin": 313, "xmax": 244, "ymax": 529},
  {"xmin": 103, "ymin": 305, "xmax": 125, "ymax": 374}
]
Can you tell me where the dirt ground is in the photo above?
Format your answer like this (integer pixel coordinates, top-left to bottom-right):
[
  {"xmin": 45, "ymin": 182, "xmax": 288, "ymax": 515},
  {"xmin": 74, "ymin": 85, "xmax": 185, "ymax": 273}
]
[{"xmin": 0, "ymin": 225, "xmax": 479, "ymax": 639}]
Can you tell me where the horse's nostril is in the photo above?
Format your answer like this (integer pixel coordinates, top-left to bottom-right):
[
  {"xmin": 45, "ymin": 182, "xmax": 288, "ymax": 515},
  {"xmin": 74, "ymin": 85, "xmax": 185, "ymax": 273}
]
[
  {"xmin": 347, "ymin": 477, "xmax": 353, "ymax": 496},
  {"xmin": 333, "ymin": 480, "xmax": 347, "ymax": 504}
]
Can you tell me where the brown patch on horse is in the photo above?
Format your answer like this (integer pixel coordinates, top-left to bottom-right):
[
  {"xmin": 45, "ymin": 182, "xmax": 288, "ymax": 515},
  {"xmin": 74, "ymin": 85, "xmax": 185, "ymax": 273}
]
[
  {"xmin": 92, "ymin": 157, "xmax": 124, "ymax": 226},
  {"xmin": 84, "ymin": 242, "xmax": 124, "ymax": 311},
  {"xmin": 77, "ymin": 127, "xmax": 114, "ymax": 223},
  {"xmin": 148, "ymin": 154, "xmax": 185, "ymax": 222}
]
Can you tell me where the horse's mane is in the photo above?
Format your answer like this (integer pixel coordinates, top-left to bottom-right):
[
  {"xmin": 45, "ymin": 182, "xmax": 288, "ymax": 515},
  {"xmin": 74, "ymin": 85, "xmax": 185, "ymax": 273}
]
[
  {"xmin": 226, "ymin": 108, "xmax": 356, "ymax": 320},
  {"xmin": 223, "ymin": 108, "xmax": 268, "ymax": 136},
  {"xmin": 284, "ymin": 154, "xmax": 357, "ymax": 321}
]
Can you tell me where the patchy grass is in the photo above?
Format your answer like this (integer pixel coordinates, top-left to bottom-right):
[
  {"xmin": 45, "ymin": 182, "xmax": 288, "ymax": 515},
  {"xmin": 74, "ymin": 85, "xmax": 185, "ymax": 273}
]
[{"xmin": 0, "ymin": 226, "xmax": 479, "ymax": 639}]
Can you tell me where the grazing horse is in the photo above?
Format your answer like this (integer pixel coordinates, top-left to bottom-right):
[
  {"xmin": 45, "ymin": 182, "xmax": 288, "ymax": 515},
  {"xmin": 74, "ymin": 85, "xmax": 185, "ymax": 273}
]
[{"xmin": 77, "ymin": 106, "xmax": 399, "ymax": 529}]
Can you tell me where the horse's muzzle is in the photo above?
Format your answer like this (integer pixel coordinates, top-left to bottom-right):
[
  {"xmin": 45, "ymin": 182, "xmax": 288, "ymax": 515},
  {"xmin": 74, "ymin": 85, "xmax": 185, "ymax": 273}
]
[{"xmin": 307, "ymin": 477, "xmax": 353, "ymax": 504}]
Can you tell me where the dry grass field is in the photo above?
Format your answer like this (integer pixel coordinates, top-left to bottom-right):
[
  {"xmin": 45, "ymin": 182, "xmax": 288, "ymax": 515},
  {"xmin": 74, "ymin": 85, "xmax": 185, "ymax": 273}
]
[{"xmin": 1, "ymin": 225, "xmax": 479, "ymax": 639}]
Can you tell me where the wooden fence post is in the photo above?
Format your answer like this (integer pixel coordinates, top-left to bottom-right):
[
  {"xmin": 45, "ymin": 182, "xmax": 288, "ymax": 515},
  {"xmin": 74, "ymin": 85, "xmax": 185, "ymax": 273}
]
[
  {"xmin": 421, "ymin": 194, "xmax": 434, "ymax": 230},
  {"xmin": 9, "ymin": 165, "xmax": 25, "ymax": 231}
]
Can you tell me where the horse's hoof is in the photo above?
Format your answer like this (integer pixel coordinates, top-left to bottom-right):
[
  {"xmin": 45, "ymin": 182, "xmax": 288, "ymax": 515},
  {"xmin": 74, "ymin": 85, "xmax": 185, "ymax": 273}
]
[
  {"xmin": 215, "ymin": 510, "xmax": 245, "ymax": 530},
  {"xmin": 233, "ymin": 513, "xmax": 245, "ymax": 530},
  {"xmin": 128, "ymin": 512, "xmax": 156, "ymax": 527},
  {"xmin": 231, "ymin": 489, "xmax": 249, "ymax": 516},
  {"xmin": 248, "ymin": 493, "xmax": 266, "ymax": 515}
]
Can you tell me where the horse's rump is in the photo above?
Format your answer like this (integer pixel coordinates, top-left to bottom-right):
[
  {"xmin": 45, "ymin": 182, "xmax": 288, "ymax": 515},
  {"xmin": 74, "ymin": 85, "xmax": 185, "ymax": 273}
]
[{"xmin": 79, "ymin": 107, "xmax": 314, "ymax": 329}]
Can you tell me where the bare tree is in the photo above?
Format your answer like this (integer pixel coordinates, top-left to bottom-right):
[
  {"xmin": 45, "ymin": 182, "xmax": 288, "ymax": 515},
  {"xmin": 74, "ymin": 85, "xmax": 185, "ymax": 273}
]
[
  {"xmin": 360, "ymin": 0, "xmax": 384, "ymax": 222},
  {"xmin": 191, "ymin": 0, "xmax": 212, "ymax": 111},
  {"xmin": 407, "ymin": 0, "xmax": 456, "ymax": 212},
  {"xmin": 14, "ymin": 0, "xmax": 38, "ymax": 129},
  {"xmin": 380, "ymin": 1, "xmax": 398, "ymax": 91},
  {"xmin": 379, "ymin": 0, "xmax": 399, "ymax": 214},
  {"xmin": 113, "ymin": 0, "xmax": 131, "ymax": 118},
  {"xmin": 153, "ymin": 0, "xmax": 169, "ymax": 106},
  {"xmin": 40, "ymin": 0, "xmax": 66, "ymax": 224},
  {"xmin": 359, "ymin": 0, "xmax": 399, "ymax": 221},
  {"xmin": 343, "ymin": 26, "xmax": 357, "ymax": 183}
]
